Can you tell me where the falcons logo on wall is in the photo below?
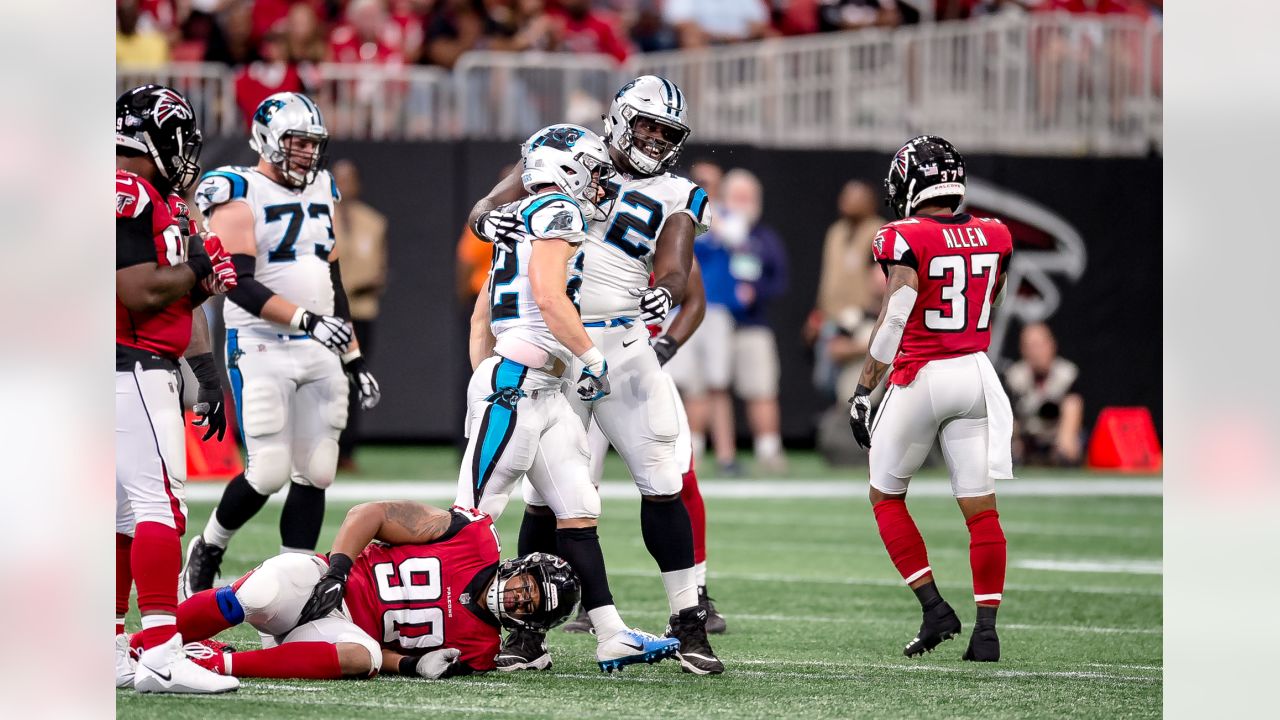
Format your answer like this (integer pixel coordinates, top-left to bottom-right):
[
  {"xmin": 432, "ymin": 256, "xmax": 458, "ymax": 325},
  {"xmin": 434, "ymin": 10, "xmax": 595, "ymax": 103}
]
[{"xmin": 152, "ymin": 88, "xmax": 193, "ymax": 125}]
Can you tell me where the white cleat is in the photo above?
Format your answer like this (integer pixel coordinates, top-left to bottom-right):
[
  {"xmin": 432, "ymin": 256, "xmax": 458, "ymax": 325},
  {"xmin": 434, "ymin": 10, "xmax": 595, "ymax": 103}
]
[
  {"xmin": 133, "ymin": 633, "xmax": 239, "ymax": 694},
  {"xmin": 115, "ymin": 634, "xmax": 137, "ymax": 689}
]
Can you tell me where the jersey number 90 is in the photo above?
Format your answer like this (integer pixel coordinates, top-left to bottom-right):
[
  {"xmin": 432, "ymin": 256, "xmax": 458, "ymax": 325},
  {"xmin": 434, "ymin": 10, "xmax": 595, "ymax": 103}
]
[{"xmin": 374, "ymin": 557, "xmax": 445, "ymax": 650}]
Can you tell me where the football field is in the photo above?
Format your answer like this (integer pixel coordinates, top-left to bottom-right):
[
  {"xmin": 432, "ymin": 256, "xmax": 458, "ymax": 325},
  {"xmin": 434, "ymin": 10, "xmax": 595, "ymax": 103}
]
[{"xmin": 117, "ymin": 448, "xmax": 1162, "ymax": 719}]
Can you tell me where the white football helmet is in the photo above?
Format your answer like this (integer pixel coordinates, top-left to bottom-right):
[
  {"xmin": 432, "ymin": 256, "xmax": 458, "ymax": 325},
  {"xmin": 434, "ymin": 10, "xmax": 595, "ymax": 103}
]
[
  {"xmin": 249, "ymin": 92, "xmax": 328, "ymax": 188},
  {"xmin": 602, "ymin": 75, "xmax": 691, "ymax": 176},
  {"xmin": 521, "ymin": 126, "xmax": 616, "ymax": 221}
]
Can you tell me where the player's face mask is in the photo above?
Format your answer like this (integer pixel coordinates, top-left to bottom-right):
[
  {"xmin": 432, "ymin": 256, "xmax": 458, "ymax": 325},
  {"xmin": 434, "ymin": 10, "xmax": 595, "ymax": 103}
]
[
  {"xmin": 501, "ymin": 573, "xmax": 542, "ymax": 620},
  {"xmin": 280, "ymin": 132, "xmax": 328, "ymax": 188},
  {"xmin": 630, "ymin": 116, "xmax": 687, "ymax": 163}
]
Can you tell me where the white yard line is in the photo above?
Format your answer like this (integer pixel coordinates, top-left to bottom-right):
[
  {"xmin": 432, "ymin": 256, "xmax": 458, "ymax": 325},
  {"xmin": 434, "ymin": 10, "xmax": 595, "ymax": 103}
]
[{"xmin": 1014, "ymin": 559, "xmax": 1164, "ymax": 575}]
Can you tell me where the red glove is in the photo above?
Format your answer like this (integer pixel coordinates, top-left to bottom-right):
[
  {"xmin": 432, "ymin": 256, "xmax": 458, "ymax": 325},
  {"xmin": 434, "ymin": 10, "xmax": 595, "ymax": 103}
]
[{"xmin": 201, "ymin": 232, "xmax": 238, "ymax": 295}]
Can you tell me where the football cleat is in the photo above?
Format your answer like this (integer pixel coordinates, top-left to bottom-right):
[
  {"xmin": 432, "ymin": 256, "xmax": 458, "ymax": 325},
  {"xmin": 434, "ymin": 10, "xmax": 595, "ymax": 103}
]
[
  {"xmin": 115, "ymin": 634, "xmax": 137, "ymax": 689},
  {"xmin": 904, "ymin": 600, "xmax": 963, "ymax": 657},
  {"xmin": 495, "ymin": 629, "xmax": 552, "ymax": 672},
  {"xmin": 596, "ymin": 628, "xmax": 681, "ymax": 673},
  {"xmin": 561, "ymin": 606, "xmax": 593, "ymax": 634},
  {"xmin": 665, "ymin": 606, "xmax": 724, "ymax": 675},
  {"xmin": 180, "ymin": 536, "xmax": 225, "ymax": 600},
  {"xmin": 962, "ymin": 619, "xmax": 1000, "ymax": 662},
  {"xmin": 133, "ymin": 633, "xmax": 239, "ymax": 694},
  {"xmin": 183, "ymin": 639, "xmax": 237, "ymax": 674},
  {"xmin": 699, "ymin": 586, "xmax": 727, "ymax": 635}
]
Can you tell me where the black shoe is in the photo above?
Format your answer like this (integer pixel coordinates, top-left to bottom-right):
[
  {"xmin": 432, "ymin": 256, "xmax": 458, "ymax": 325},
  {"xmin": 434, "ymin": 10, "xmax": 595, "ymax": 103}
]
[
  {"xmin": 495, "ymin": 629, "xmax": 551, "ymax": 672},
  {"xmin": 561, "ymin": 607, "xmax": 593, "ymax": 634},
  {"xmin": 962, "ymin": 619, "xmax": 1000, "ymax": 662},
  {"xmin": 180, "ymin": 536, "xmax": 225, "ymax": 599},
  {"xmin": 699, "ymin": 586, "xmax": 726, "ymax": 634},
  {"xmin": 904, "ymin": 600, "xmax": 962, "ymax": 657},
  {"xmin": 666, "ymin": 606, "xmax": 724, "ymax": 675}
]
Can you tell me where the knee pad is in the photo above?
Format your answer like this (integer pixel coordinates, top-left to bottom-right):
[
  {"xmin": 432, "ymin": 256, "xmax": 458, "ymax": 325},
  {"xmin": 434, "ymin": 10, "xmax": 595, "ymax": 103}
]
[
  {"xmin": 302, "ymin": 438, "xmax": 340, "ymax": 489},
  {"xmin": 246, "ymin": 445, "xmax": 291, "ymax": 495},
  {"xmin": 644, "ymin": 378, "xmax": 680, "ymax": 442},
  {"xmin": 241, "ymin": 381, "xmax": 286, "ymax": 437},
  {"xmin": 325, "ymin": 376, "xmax": 349, "ymax": 431}
]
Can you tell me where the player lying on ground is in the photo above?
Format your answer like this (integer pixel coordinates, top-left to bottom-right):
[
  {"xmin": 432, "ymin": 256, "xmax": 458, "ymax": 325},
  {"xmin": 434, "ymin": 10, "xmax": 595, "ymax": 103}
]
[
  {"xmin": 848, "ymin": 135, "xmax": 1012, "ymax": 662},
  {"xmin": 138, "ymin": 501, "xmax": 580, "ymax": 680},
  {"xmin": 469, "ymin": 77, "xmax": 722, "ymax": 675},
  {"xmin": 459, "ymin": 129, "xmax": 681, "ymax": 673}
]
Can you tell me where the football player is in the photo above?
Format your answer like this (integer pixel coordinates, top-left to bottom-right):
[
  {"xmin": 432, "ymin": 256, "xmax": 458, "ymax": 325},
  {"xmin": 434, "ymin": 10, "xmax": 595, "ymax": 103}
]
[
  {"xmin": 164, "ymin": 501, "xmax": 581, "ymax": 680},
  {"xmin": 848, "ymin": 136, "xmax": 1014, "ymax": 662},
  {"xmin": 469, "ymin": 78, "xmax": 722, "ymax": 675},
  {"xmin": 115, "ymin": 84, "xmax": 240, "ymax": 694},
  {"xmin": 460, "ymin": 130, "xmax": 681, "ymax": 673},
  {"xmin": 182, "ymin": 93, "xmax": 381, "ymax": 595}
]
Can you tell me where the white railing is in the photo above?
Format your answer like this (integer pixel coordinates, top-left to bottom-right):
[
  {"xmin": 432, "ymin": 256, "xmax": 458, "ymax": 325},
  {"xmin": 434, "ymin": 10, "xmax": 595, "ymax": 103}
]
[{"xmin": 116, "ymin": 14, "xmax": 1162, "ymax": 156}]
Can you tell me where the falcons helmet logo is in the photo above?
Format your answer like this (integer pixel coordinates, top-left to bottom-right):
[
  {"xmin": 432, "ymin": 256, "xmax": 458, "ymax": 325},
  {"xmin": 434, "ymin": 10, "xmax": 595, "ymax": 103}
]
[{"xmin": 152, "ymin": 89, "xmax": 193, "ymax": 125}]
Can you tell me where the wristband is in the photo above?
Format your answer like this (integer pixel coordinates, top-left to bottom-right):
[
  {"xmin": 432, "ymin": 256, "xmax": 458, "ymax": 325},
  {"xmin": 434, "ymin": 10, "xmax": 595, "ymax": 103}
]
[
  {"xmin": 326, "ymin": 552, "xmax": 353, "ymax": 579},
  {"xmin": 186, "ymin": 352, "xmax": 221, "ymax": 389},
  {"xmin": 854, "ymin": 384, "xmax": 872, "ymax": 398},
  {"xmin": 290, "ymin": 307, "xmax": 309, "ymax": 331},
  {"xmin": 399, "ymin": 655, "xmax": 417, "ymax": 676},
  {"xmin": 577, "ymin": 346, "xmax": 605, "ymax": 373},
  {"xmin": 185, "ymin": 254, "xmax": 213, "ymax": 281},
  {"xmin": 341, "ymin": 348, "xmax": 363, "ymax": 365}
]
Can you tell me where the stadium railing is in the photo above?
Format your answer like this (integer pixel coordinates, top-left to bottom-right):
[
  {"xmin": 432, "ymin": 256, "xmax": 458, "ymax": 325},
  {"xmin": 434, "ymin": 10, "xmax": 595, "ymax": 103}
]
[{"xmin": 116, "ymin": 14, "xmax": 1162, "ymax": 156}]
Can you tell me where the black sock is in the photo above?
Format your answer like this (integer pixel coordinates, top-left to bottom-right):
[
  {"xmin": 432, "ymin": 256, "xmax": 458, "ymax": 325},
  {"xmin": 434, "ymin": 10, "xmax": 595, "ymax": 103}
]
[
  {"xmin": 518, "ymin": 506, "xmax": 558, "ymax": 556},
  {"xmin": 555, "ymin": 526, "xmax": 614, "ymax": 611},
  {"xmin": 976, "ymin": 605, "xmax": 998, "ymax": 625},
  {"xmin": 913, "ymin": 581, "xmax": 944, "ymax": 611},
  {"xmin": 214, "ymin": 472, "xmax": 270, "ymax": 531},
  {"xmin": 280, "ymin": 483, "xmax": 326, "ymax": 551},
  {"xmin": 640, "ymin": 497, "xmax": 695, "ymax": 572}
]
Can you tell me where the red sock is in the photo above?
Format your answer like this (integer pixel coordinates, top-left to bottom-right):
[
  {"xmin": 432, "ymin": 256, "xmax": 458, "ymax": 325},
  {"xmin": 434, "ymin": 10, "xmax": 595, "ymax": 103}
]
[
  {"xmin": 227, "ymin": 642, "xmax": 344, "ymax": 679},
  {"xmin": 966, "ymin": 509, "xmax": 1007, "ymax": 606},
  {"xmin": 116, "ymin": 533, "xmax": 133, "ymax": 635},
  {"xmin": 131, "ymin": 521, "xmax": 181, "ymax": 648},
  {"xmin": 177, "ymin": 588, "xmax": 238, "ymax": 642},
  {"xmin": 873, "ymin": 499, "xmax": 932, "ymax": 584},
  {"xmin": 680, "ymin": 466, "xmax": 707, "ymax": 565}
]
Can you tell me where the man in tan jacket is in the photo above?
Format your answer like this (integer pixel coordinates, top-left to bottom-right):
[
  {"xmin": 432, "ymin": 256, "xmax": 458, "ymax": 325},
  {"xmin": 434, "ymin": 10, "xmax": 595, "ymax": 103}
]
[{"xmin": 333, "ymin": 159, "xmax": 388, "ymax": 471}]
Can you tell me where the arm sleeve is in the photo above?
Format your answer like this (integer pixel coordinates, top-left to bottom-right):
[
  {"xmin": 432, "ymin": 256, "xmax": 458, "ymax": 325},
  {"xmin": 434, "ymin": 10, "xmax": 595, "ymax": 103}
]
[
  {"xmin": 331, "ymin": 259, "xmax": 352, "ymax": 322},
  {"xmin": 116, "ymin": 215, "xmax": 157, "ymax": 270},
  {"xmin": 868, "ymin": 285, "xmax": 918, "ymax": 364},
  {"xmin": 225, "ymin": 254, "xmax": 276, "ymax": 316}
]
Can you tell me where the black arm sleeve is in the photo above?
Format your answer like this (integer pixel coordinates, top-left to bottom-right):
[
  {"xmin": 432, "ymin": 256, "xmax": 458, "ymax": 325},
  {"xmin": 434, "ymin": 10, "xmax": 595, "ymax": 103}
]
[
  {"xmin": 225, "ymin": 254, "xmax": 277, "ymax": 317},
  {"xmin": 331, "ymin": 259, "xmax": 352, "ymax": 322},
  {"xmin": 116, "ymin": 215, "xmax": 157, "ymax": 270}
]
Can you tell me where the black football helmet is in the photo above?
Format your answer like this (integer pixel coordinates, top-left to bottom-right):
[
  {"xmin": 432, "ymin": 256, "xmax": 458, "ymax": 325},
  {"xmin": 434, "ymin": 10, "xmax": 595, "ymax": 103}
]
[
  {"xmin": 116, "ymin": 84, "xmax": 203, "ymax": 193},
  {"xmin": 884, "ymin": 135, "xmax": 966, "ymax": 219},
  {"xmin": 486, "ymin": 553, "xmax": 581, "ymax": 632}
]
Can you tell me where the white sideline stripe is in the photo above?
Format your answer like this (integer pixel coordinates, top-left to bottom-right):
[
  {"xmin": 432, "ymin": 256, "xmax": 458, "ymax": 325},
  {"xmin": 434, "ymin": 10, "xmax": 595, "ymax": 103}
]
[
  {"xmin": 183, "ymin": 477, "xmax": 1161, "ymax": 503},
  {"xmin": 1014, "ymin": 559, "xmax": 1163, "ymax": 575}
]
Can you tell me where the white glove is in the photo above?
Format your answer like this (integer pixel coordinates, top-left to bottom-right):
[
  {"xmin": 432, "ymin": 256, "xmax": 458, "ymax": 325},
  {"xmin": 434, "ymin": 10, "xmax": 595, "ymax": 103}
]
[
  {"xmin": 292, "ymin": 309, "xmax": 354, "ymax": 355},
  {"xmin": 416, "ymin": 648, "xmax": 461, "ymax": 680},
  {"xmin": 472, "ymin": 209, "xmax": 521, "ymax": 251},
  {"xmin": 628, "ymin": 286, "xmax": 673, "ymax": 324}
]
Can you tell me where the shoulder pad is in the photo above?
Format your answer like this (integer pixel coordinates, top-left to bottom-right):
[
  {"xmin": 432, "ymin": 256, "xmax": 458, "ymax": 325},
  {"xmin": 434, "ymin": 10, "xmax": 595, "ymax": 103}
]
[
  {"xmin": 682, "ymin": 184, "xmax": 711, "ymax": 235},
  {"xmin": 194, "ymin": 169, "xmax": 250, "ymax": 213},
  {"xmin": 872, "ymin": 226, "xmax": 913, "ymax": 264},
  {"xmin": 116, "ymin": 170, "xmax": 154, "ymax": 219},
  {"xmin": 522, "ymin": 193, "xmax": 586, "ymax": 240},
  {"xmin": 324, "ymin": 170, "xmax": 341, "ymax": 203}
]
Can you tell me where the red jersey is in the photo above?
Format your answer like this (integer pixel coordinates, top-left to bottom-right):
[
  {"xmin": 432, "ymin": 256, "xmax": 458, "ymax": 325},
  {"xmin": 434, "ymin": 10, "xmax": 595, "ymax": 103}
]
[
  {"xmin": 872, "ymin": 213, "xmax": 1013, "ymax": 387},
  {"xmin": 344, "ymin": 509, "xmax": 502, "ymax": 672},
  {"xmin": 115, "ymin": 170, "xmax": 197, "ymax": 361}
]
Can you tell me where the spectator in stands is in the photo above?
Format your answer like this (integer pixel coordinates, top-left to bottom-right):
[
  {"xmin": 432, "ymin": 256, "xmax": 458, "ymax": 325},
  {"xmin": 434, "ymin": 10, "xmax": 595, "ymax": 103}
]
[
  {"xmin": 546, "ymin": 0, "xmax": 632, "ymax": 63},
  {"xmin": 285, "ymin": 1, "xmax": 328, "ymax": 64},
  {"xmin": 1004, "ymin": 322, "xmax": 1085, "ymax": 467},
  {"xmin": 721, "ymin": 169, "xmax": 789, "ymax": 474},
  {"xmin": 333, "ymin": 160, "xmax": 390, "ymax": 472},
  {"xmin": 664, "ymin": 0, "xmax": 774, "ymax": 48},
  {"xmin": 816, "ymin": 0, "xmax": 902, "ymax": 32},
  {"xmin": 233, "ymin": 24, "xmax": 309, "ymax": 128},
  {"xmin": 425, "ymin": 0, "xmax": 502, "ymax": 69},
  {"xmin": 117, "ymin": 0, "xmax": 171, "ymax": 68},
  {"xmin": 329, "ymin": 0, "xmax": 408, "ymax": 65},
  {"xmin": 389, "ymin": 0, "xmax": 429, "ymax": 63},
  {"xmin": 813, "ymin": 263, "xmax": 883, "ymax": 465},
  {"xmin": 773, "ymin": 0, "xmax": 820, "ymax": 36},
  {"xmin": 629, "ymin": 2, "xmax": 679, "ymax": 53},
  {"xmin": 489, "ymin": 0, "xmax": 558, "ymax": 53},
  {"xmin": 210, "ymin": 0, "xmax": 261, "ymax": 66},
  {"xmin": 252, "ymin": 0, "xmax": 329, "ymax": 46}
]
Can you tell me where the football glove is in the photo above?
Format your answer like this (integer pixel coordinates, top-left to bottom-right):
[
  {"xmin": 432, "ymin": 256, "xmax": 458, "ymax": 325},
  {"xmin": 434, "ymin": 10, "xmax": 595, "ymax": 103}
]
[
  {"xmin": 296, "ymin": 553, "xmax": 353, "ymax": 628},
  {"xmin": 415, "ymin": 648, "xmax": 462, "ymax": 680},
  {"xmin": 848, "ymin": 385, "xmax": 873, "ymax": 449},
  {"xmin": 575, "ymin": 357, "xmax": 610, "ymax": 402},
  {"xmin": 293, "ymin": 309, "xmax": 354, "ymax": 355},
  {"xmin": 186, "ymin": 353, "xmax": 227, "ymax": 442},
  {"xmin": 472, "ymin": 209, "xmax": 522, "ymax": 252},
  {"xmin": 628, "ymin": 286, "xmax": 673, "ymax": 324},
  {"xmin": 651, "ymin": 335, "xmax": 678, "ymax": 366},
  {"xmin": 200, "ymin": 233, "xmax": 238, "ymax": 296},
  {"xmin": 342, "ymin": 351, "xmax": 381, "ymax": 410}
]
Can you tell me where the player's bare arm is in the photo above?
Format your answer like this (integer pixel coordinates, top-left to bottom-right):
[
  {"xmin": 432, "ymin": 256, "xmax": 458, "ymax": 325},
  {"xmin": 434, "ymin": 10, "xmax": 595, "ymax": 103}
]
[
  {"xmin": 209, "ymin": 202, "xmax": 299, "ymax": 327},
  {"xmin": 650, "ymin": 212, "xmax": 696, "ymax": 306},
  {"xmin": 115, "ymin": 261, "xmax": 199, "ymax": 314},
  {"xmin": 857, "ymin": 264, "xmax": 920, "ymax": 391},
  {"xmin": 469, "ymin": 276, "xmax": 497, "ymax": 370},
  {"xmin": 468, "ymin": 164, "xmax": 527, "ymax": 230},
  {"xmin": 185, "ymin": 309, "xmax": 212, "ymax": 357},
  {"xmin": 529, "ymin": 238, "xmax": 594, "ymax": 357},
  {"xmin": 662, "ymin": 258, "xmax": 706, "ymax": 347},
  {"xmin": 849, "ymin": 263, "xmax": 919, "ymax": 449},
  {"xmin": 330, "ymin": 501, "xmax": 455, "ymax": 557}
]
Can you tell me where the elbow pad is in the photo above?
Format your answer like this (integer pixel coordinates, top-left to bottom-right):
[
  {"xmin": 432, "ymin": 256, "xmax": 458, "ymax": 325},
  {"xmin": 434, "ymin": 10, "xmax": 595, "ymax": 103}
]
[
  {"xmin": 225, "ymin": 254, "xmax": 275, "ymax": 317},
  {"xmin": 330, "ymin": 259, "xmax": 352, "ymax": 322},
  {"xmin": 869, "ymin": 285, "xmax": 918, "ymax": 364}
]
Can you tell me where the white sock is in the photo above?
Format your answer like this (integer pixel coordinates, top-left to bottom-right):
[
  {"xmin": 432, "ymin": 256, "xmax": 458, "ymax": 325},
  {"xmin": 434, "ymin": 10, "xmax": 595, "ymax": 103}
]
[
  {"xmin": 661, "ymin": 568, "xmax": 699, "ymax": 615},
  {"xmin": 754, "ymin": 433, "xmax": 782, "ymax": 459},
  {"xmin": 694, "ymin": 561, "xmax": 708, "ymax": 588},
  {"xmin": 692, "ymin": 433, "xmax": 706, "ymax": 461},
  {"xmin": 202, "ymin": 515, "xmax": 235, "ymax": 549},
  {"xmin": 588, "ymin": 605, "xmax": 627, "ymax": 639},
  {"xmin": 280, "ymin": 546, "xmax": 313, "ymax": 555},
  {"xmin": 139, "ymin": 614, "xmax": 176, "ymax": 630}
]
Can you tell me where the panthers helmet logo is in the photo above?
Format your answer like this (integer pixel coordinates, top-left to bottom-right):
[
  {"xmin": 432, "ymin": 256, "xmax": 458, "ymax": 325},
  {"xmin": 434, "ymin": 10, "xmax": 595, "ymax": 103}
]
[
  {"xmin": 254, "ymin": 98, "xmax": 287, "ymax": 127},
  {"xmin": 530, "ymin": 126, "xmax": 582, "ymax": 152},
  {"xmin": 152, "ymin": 89, "xmax": 193, "ymax": 125}
]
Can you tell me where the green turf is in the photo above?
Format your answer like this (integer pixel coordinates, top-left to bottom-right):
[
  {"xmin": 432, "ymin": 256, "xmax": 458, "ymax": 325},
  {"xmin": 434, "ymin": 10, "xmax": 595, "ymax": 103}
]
[{"xmin": 118, "ymin": 450, "xmax": 1161, "ymax": 719}]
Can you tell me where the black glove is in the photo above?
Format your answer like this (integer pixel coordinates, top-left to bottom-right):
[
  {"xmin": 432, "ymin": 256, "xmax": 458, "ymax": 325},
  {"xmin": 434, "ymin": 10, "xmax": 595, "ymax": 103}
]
[
  {"xmin": 187, "ymin": 352, "xmax": 227, "ymax": 442},
  {"xmin": 848, "ymin": 384, "xmax": 873, "ymax": 449},
  {"xmin": 296, "ymin": 553, "xmax": 353, "ymax": 628},
  {"xmin": 343, "ymin": 352, "xmax": 382, "ymax": 410},
  {"xmin": 472, "ymin": 209, "xmax": 522, "ymax": 252},
  {"xmin": 651, "ymin": 335, "xmax": 678, "ymax": 366}
]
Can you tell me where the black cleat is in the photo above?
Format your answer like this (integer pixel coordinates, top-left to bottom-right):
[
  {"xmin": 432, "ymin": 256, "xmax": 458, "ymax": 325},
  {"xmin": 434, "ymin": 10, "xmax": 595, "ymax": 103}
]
[
  {"xmin": 495, "ymin": 629, "xmax": 551, "ymax": 672},
  {"xmin": 699, "ymin": 586, "xmax": 727, "ymax": 634},
  {"xmin": 666, "ymin": 606, "xmax": 724, "ymax": 675},
  {"xmin": 904, "ymin": 600, "xmax": 962, "ymax": 657},
  {"xmin": 561, "ymin": 606, "xmax": 593, "ymax": 634},
  {"xmin": 180, "ymin": 536, "xmax": 225, "ymax": 600},
  {"xmin": 963, "ymin": 616, "xmax": 1000, "ymax": 662}
]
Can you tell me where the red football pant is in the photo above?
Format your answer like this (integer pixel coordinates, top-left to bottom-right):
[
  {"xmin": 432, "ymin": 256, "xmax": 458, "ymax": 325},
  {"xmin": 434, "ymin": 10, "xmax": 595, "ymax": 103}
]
[
  {"xmin": 116, "ymin": 533, "xmax": 133, "ymax": 635},
  {"xmin": 873, "ymin": 499, "xmax": 932, "ymax": 585},
  {"xmin": 131, "ymin": 521, "xmax": 181, "ymax": 648},
  {"xmin": 226, "ymin": 642, "xmax": 343, "ymax": 680},
  {"xmin": 176, "ymin": 588, "xmax": 236, "ymax": 642},
  {"xmin": 680, "ymin": 466, "xmax": 707, "ymax": 565},
  {"xmin": 967, "ymin": 509, "xmax": 1006, "ymax": 606}
]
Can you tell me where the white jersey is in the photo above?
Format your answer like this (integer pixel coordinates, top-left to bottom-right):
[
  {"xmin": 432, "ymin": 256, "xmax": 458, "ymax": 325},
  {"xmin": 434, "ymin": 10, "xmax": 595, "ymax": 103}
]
[
  {"xmin": 195, "ymin": 166, "xmax": 341, "ymax": 336},
  {"xmin": 489, "ymin": 191, "xmax": 588, "ymax": 368},
  {"xmin": 578, "ymin": 171, "xmax": 711, "ymax": 323}
]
